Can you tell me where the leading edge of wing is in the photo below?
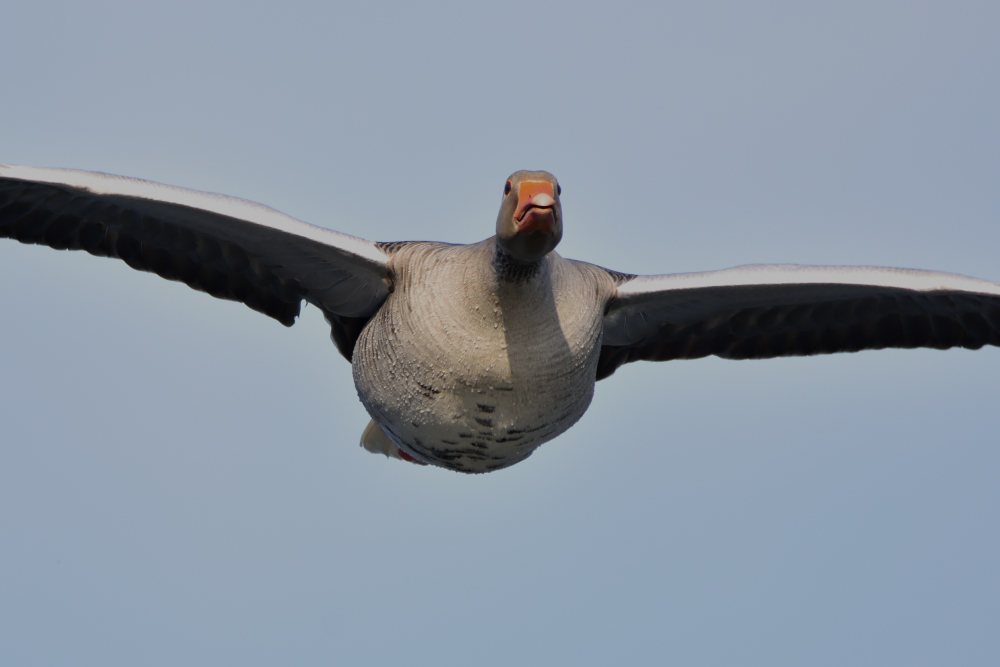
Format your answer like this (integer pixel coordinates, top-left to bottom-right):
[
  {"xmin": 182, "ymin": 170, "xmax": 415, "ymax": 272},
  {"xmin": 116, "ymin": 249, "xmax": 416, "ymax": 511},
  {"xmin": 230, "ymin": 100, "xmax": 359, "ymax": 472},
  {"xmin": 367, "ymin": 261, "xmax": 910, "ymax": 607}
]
[
  {"xmin": 0, "ymin": 163, "xmax": 388, "ymax": 271},
  {"xmin": 616, "ymin": 264, "xmax": 1000, "ymax": 302}
]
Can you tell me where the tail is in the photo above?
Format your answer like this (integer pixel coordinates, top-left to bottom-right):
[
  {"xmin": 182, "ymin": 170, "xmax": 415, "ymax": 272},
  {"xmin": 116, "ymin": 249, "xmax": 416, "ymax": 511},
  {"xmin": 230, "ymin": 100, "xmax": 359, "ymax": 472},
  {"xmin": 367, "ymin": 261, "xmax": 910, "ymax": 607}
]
[{"xmin": 359, "ymin": 419, "xmax": 426, "ymax": 465}]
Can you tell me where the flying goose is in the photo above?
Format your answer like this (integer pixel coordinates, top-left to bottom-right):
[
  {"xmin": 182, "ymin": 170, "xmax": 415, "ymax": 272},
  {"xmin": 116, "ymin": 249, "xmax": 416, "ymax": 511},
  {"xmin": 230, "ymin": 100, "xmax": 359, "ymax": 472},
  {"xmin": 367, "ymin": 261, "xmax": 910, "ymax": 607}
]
[{"xmin": 2, "ymin": 164, "xmax": 999, "ymax": 473}]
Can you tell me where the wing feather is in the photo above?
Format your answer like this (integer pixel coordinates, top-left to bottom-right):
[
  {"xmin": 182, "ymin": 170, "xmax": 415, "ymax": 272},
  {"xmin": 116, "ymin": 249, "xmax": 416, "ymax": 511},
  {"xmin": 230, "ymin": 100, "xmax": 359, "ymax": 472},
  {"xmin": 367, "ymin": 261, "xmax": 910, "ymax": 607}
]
[
  {"xmin": 0, "ymin": 164, "xmax": 392, "ymax": 358},
  {"xmin": 598, "ymin": 264, "xmax": 1000, "ymax": 380}
]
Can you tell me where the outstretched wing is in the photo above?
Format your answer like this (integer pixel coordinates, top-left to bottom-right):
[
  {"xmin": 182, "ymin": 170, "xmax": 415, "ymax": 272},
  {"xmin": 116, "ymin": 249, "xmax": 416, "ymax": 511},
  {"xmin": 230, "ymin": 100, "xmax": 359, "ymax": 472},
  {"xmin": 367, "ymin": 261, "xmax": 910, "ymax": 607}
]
[
  {"xmin": 0, "ymin": 164, "xmax": 392, "ymax": 359},
  {"xmin": 598, "ymin": 263, "xmax": 1000, "ymax": 380}
]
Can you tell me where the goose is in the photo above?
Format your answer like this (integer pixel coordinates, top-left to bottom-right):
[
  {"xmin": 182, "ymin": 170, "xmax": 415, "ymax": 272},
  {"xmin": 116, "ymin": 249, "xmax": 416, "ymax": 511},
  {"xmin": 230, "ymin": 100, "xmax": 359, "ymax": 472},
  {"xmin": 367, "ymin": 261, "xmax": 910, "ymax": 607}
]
[{"xmin": 2, "ymin": 164, "xmax": 999, "ymax": 473}]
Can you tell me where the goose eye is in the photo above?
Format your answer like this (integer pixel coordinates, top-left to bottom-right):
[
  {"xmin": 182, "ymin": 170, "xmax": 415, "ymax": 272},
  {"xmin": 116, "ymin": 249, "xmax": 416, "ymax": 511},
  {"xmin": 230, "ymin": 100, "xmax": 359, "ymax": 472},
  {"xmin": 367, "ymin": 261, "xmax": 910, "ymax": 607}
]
[
  {"xmin": 556, "ymin": 183, "xmax": 561, "ymax": 196},
  {"xmin": 504, "ymin": 180, "xmax": 512, "ymax": 196}
]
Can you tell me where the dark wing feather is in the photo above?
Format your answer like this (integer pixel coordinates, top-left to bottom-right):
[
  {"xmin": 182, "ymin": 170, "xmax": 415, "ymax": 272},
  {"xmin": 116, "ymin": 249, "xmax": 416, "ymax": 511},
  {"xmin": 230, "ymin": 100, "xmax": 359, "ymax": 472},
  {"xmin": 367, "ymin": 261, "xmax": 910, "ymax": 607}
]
[
  {"xmin": 0, "ymin": 165, "xmax": 391, "ymax": 360},
  {"xmin": 598, "ymin": 264, "xmax": 1000, "ymax": 380}
]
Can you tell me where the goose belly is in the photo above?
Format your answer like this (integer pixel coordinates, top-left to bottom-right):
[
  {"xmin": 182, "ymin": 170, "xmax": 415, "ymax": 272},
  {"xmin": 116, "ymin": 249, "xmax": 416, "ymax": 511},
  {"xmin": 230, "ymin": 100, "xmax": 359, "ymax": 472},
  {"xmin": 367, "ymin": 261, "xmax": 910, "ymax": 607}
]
[
  {"xmin": 353, "ymin": 339, "xmax": 599, "ymax": 472},
  {"xmin": 351, "ymin": 258, "xmax": 605, "ymax": 473}
]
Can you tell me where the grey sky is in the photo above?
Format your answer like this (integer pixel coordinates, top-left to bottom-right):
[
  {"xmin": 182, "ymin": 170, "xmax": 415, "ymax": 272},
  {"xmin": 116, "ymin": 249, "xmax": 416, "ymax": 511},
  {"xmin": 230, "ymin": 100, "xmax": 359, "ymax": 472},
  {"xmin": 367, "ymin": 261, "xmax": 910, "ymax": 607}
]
[{"xmin": 1, "ymin": 2, "xmax": 998, "ymax": 665}]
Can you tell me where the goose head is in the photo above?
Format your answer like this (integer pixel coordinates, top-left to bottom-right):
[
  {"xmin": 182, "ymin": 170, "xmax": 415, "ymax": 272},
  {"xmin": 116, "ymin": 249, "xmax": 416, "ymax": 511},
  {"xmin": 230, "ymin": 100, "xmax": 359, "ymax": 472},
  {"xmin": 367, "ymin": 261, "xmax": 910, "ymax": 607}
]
[{"xmin": 495, "ymin": 170, "xmax": 563, "ymax": 263}]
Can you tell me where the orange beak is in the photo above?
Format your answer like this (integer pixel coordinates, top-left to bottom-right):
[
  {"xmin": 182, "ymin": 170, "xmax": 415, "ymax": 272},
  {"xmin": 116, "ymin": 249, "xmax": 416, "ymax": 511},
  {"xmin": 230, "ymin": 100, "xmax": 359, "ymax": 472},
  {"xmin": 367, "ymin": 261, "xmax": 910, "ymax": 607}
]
[{"xmin": 514, "ymin": 181, "xmax": 557, "ymax": 233}]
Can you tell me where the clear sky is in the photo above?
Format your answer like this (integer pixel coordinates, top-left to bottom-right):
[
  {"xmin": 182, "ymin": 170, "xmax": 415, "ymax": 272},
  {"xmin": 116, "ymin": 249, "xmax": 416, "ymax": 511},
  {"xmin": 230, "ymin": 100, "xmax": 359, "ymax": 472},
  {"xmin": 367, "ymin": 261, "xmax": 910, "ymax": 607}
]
[{"xmin": 1, "ymin": 2, "xmax": 998, "ymax": 665}]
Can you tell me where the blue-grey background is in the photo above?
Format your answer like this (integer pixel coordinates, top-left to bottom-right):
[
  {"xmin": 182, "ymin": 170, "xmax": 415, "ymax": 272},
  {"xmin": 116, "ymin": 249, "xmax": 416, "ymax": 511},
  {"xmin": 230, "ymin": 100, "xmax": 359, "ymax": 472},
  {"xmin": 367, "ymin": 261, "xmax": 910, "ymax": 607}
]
[{"xmin": 1, "ymin": 2, "xmax": 998, "ymax": 665}]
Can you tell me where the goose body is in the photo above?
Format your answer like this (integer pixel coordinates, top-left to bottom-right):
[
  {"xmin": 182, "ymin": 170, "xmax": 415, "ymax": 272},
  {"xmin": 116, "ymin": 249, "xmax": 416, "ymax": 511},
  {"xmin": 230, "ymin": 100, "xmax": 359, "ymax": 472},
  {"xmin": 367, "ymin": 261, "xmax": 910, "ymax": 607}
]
[
  {"xmin": 354, "ymin": 239, "xmax": 615, "ymax": 472},
  {"xmin": 2, "ymin": 164, "xmax": 999, "ymax": 473}
]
